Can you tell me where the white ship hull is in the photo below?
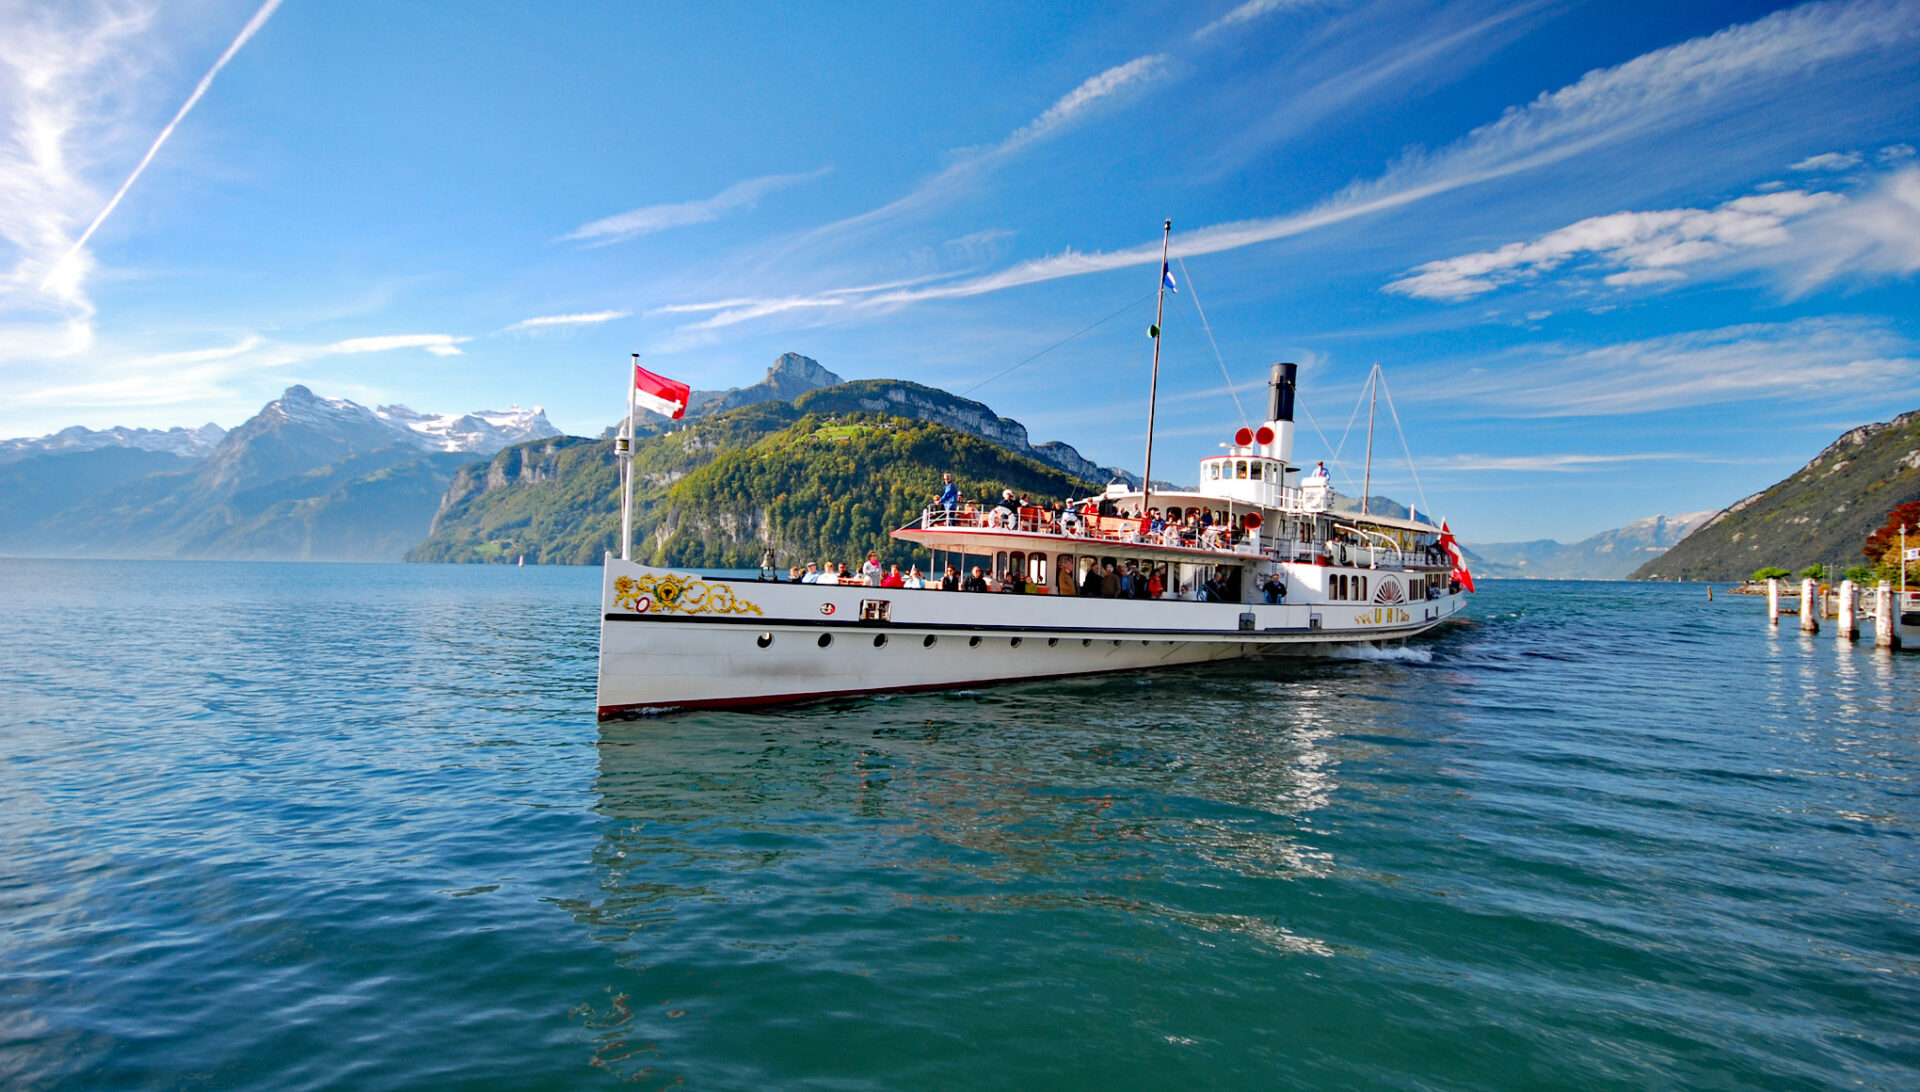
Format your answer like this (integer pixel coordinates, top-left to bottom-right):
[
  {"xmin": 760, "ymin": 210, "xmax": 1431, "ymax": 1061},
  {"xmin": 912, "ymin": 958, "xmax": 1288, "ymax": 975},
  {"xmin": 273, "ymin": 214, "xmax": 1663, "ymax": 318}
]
[{"xmin": 596, "ymin": 559, "xmax": 1466, "ymax": 715}]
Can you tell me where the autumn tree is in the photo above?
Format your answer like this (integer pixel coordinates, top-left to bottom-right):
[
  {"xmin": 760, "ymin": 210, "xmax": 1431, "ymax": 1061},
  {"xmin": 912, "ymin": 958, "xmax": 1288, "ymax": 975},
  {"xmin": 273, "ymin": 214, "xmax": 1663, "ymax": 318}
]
[{"xmin": 1863, "ymin": 499, "xmax": 1920, "ymax": 561}]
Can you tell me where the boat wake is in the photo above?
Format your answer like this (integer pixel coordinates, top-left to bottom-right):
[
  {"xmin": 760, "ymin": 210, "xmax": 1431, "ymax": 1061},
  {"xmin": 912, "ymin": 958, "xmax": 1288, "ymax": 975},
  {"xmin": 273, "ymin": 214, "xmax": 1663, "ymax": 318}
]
[{"xmin": 1324, "ymin": 643, "xmax": 1433, "ymax": 663}]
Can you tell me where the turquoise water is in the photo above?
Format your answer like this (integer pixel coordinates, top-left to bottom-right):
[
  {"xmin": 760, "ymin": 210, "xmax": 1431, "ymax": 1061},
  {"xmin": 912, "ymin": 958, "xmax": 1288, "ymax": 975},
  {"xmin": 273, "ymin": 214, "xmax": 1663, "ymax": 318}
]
[{"xmin": 1, "ymin": 559, "xmax": 1915, "ymax": 1090}]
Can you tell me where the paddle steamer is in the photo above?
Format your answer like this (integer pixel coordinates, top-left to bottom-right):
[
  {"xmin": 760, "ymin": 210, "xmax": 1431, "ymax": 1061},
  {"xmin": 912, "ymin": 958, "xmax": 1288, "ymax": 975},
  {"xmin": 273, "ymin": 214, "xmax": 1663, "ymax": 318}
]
[{"xmin": 596, "ymin": 224, "xmax": 1472, "ymax": 715}]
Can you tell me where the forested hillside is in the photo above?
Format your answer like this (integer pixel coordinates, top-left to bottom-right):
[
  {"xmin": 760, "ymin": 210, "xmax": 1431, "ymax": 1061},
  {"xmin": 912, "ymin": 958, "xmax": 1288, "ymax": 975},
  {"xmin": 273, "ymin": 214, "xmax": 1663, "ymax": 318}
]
[
  {"xmin": 408, "ymin": 400, "xmax": 1095, "ymax": 568},
  {"xmin": 1632, "ymin": 409, "xmax": 1920, "ymax": 581}
]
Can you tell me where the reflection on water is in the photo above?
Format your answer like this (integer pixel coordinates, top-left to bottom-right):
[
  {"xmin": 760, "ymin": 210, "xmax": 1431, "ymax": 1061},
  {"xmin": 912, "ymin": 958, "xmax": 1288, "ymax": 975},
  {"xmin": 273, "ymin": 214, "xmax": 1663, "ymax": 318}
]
[{"xmin": 561, "ymin": 661, "xmax": 1434, "ymax": 1084}]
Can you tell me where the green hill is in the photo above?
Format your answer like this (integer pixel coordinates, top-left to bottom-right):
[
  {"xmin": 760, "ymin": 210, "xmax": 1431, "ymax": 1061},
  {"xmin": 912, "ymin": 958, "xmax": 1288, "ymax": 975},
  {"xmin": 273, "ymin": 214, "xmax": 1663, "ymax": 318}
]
[
  {"xmin": 1631, "ymin": 409, "xmax": 1920, "ymax": 581},
  {"xmin": 408, "ymin": 403, "xmax": 1095, "ymax": 567}
]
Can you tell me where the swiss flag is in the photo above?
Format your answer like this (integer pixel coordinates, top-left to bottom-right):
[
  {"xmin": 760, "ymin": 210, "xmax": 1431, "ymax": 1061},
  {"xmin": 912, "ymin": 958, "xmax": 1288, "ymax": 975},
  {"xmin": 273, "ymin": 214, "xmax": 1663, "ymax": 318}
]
[
  {"xmin": 1438, "ymin": 521, "xmax": 1475, "ymax": 593},
  {"xmin": 634, "ymin": 364, "xmax": 691, "ymax": 420}
]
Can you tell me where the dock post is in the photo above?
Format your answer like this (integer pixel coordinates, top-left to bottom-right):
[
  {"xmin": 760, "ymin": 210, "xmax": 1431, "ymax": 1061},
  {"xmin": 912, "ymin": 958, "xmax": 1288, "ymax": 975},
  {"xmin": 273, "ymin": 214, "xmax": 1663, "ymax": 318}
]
[
  {"xmin": 1875, "ymin": 581, "xmax": 1900, "ymax": 649},
  {"xmin": 1838, "ymin": 580, "xmax": 1857, "ymax": 640},
  {"xmin": 1767, "ymin": 578, "xmax": 1780, "ymax": 625},
  {"xmin": 1800, "ymin": 578, "xmax": 1819, "ymax": 634}
]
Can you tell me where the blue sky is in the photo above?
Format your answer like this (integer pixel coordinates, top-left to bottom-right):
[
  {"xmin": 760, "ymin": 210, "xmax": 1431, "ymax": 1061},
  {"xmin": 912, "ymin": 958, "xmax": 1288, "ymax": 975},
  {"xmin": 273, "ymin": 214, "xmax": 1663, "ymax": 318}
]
[{"xmin": 3, "ymin": 0, "xmax": 1918, "ymax": 542}]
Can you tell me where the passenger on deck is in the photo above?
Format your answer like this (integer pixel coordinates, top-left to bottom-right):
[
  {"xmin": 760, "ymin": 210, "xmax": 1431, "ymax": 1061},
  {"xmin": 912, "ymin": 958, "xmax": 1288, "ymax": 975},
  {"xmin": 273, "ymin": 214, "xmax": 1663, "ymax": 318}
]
[
  {"xmin": 1000, "ymin": 568, "xmax": 1025, "ymax": 594},
  {"xmin": 862, "ymin": 552, "xmax": 883, "ymax": 581},
  {"xmin": 1308, "ymin": 461, "xmax": 1330, "ymax": 482},
  {"xmin": 835, "ymin": 562, "xmax": 858, "ymax": 585},
  {"xmin": 1061, "ymin": 506, "xmax": 1082, "ymax": 536},
  {"xmin": 963, "ymin": 566, "xmax": 990, "ymax": 593},
  {"xmin": 1078, "ymin": 561, "xmax": 1101, "ymax": 597},
  {"xmin": 1262, "ymin": 575, "xmax": 1287, "ymax": 604},
  {"xmin": 991, "ymin": 490, "xmax": 1017, "ymax": 528},
  {"xmin": 800, "ymin": 562, "xmax": 824, "ymax": 584},
  {"xmin": 880, "ymin": 565, "xmax": 905, "ymax": 589},
  {"xmin": 1100, "ymin": 562, "xmax": 1120, "ymax": 599},
  {"xmin": 904, "ymin": 567, "xmax": 927, "ymax": 590},
  {"xmin": 1147, "ymin": 569, "xmax": 1165, "ymax": 599},
  {"xmin": 788, "ymin": 566, "xmax": 804, "ymax": 583},
  {"xmin": 938, "ymin": 474, "xmax": 960, "ymax": 513},
  {"xmin": 940, "ymin": 565, "xmax": 962, "ymax": 591}
]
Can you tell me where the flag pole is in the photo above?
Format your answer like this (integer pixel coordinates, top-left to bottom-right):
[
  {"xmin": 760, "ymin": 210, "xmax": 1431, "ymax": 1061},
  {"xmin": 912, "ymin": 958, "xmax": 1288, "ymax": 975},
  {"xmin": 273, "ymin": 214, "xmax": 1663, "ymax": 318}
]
[
  {"xmin": 620, "ymin": 353, "xmax": 637, "ymax": 562},
  {"xmin": 1142, "ymin": 219, "xmax": 1171, "ymax": 516}
]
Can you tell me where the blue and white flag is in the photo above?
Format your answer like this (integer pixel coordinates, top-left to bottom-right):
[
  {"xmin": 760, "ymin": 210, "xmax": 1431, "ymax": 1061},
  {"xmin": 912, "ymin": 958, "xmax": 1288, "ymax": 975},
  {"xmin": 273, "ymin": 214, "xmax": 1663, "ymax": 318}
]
[{"xmin": 1162, "ymin": 263, "xmax": 1178, "ymax": 293}]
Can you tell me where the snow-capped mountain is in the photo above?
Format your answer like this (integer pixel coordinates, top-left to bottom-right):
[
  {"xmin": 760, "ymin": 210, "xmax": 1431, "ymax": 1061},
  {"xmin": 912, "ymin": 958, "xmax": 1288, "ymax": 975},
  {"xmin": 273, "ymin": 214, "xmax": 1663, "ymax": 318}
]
[
  {"xmin": 375, "ymin": 402, "xmax": 561, "ymax": 454},
  {"xmin": 247, "ymin": 385, "xmax": 559, "ymax": 455},
  {"xmin": 0, "ymin": 422, "xmax": 228, "ymax": 465}
]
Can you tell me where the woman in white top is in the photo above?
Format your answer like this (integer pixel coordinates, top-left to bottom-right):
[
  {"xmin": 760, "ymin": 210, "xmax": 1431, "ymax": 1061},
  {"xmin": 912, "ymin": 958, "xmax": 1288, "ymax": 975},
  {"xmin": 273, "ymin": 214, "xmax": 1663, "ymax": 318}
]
[{"xmin": 903, "ymin": 567, "xmax": 927, "ymax": 589}]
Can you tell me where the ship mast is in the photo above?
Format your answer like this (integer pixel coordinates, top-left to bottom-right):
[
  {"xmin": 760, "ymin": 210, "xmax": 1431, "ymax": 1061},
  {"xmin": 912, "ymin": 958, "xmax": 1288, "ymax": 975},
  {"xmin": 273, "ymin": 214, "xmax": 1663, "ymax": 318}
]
[
  {"xmin": 1142, "ymin": 219, "xmax": 1172, "ymax": 515},
  {"xmin": 1361, "ymin": 363, "xmax": 1378, "ymax": 517},
  {"xmin": 619, "ymin": 353, "xmax": 637, "ymax": 561}
]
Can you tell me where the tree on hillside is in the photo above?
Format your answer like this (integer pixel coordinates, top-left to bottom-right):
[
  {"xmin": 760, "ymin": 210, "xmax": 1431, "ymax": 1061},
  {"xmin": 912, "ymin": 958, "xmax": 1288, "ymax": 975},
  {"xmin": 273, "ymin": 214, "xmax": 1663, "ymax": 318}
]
[
  {"xmin": 1751, "ymin": 566, "xmax": 1790, "ymax": 582},
  {"xmin": 1863, "ymin": 500, "xmax": 1920, "ymax": 560}
]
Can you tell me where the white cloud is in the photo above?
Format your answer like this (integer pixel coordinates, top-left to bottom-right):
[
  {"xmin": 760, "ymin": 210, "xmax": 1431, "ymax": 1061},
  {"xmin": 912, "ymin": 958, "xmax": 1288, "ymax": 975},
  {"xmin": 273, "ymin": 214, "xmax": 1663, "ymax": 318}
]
[
  {"xmin": 1790, "ymin": 150, "xmax": 1863, "ymax": 171},
  {"xmin": 563, "ymin": 167, "xmax": 831, "ymax": 244},
  {"xmin": 1423, "ymin": 452, "xmax": 1699, "ymax": 472},
  {"xmin": 1879, "ymin": 142, "xmax": 1916, "ymax": 163},
  {"xmin": 1428, "ymin": 317, "xmax": 1918, "ymax": 416},
  {"xmin": 1194, "ymin": 0, "xmax": 1324, "ymax": 40},
  {"xmin": 999, "ymin": 56, "xmax": 1166, "ymax": 154},
  {"xmin": 43, "ymin": 0, "xmax": 283, "ymax": 289},
  {"xmin": 324, "ymin": 333, "xmax": 470, "ymax": 357},
  {"xmin": 1385, "ymin": 186, "xmax": 1844, "ymax": 300},
  {"xmin": 505, "ymin": 309, "xmax": 630, "ymax": 330},
  {"xmin": 665, "ymin": 0, "xmax": 1920, "ymax": 335},
  {"xmin": 1776, "ymin": 165, "xmax": 1920, "ymax": 293}
]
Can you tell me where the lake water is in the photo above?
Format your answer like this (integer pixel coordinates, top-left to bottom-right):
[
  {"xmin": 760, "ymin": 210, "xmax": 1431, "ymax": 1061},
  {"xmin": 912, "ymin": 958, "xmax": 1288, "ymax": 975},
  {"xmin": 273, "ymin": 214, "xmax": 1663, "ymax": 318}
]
[{"xmin": 2, "ymin": 559, "xmax": 1916, "ymax": 1090}]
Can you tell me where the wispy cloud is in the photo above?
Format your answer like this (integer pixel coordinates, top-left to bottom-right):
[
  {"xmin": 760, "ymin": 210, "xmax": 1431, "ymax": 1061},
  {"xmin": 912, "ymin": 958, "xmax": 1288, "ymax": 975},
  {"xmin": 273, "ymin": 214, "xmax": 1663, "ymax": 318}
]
[
  {"xmin": 1194, "ymin": 0, "xmax": 1325, "ymax": 41},
  {"xmin": 665, "ymin": 0, "xmax": 1920, "ymax": 335},
  {"xmin": 505, "ymin": 309, "xmax": 630, "ymax": 331},
  {"xmin": 562, "ymin": 168, "xmax": 831, "ymax": 244},
  {"xmin": 1791, "ymin": 150, "xmax": 1863, "ymax": 171},
  {"xmin": 754, "ymin": 54, "xmax": 1169, "ymax": 265},
  {"xmin": 12, "ymin": 329, "xmax": 470, "ymax": 412},
  {"xmin": 326, "ymin": 333, "xmax": 469, "ymax": 357},
  {"xmin": 43, "ymin": 0, "xmax": 283, "ymax": 294},
  {"xmin": 999, "ymin": 55, "xmax": 1166, "ymax": 153},
  {"xmin": 1385, "ymin": 187, "xmax": 1843, "ymax": 300},
  {"xmin": 1423, "ymin": 452, "xmax": 1704, "ymax": 472},
  {"xmin": 1427, "ymin": 317, "xmax": 1918, "ymax": 416},
  {"xmin": 1775, "ymin": 165, "xmax": 1920, "ymax": 294}
]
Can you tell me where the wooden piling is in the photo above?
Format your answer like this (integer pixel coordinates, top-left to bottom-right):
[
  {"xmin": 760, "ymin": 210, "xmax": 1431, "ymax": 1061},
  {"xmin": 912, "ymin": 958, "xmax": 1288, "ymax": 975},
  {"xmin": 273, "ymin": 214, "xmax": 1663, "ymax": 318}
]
[
  {"xmin": 1800, "ymin": 578, "xmax": 1819, "ymax": 634},
  {"xmin": 1768, "ymin": 578, "xmax": 1780, "ymax": 626},
  {"xmin": 1875, "ymin": 581, "xmax": 1901, "ymax": 649},
  {"xmin": 1837, "ymin": 580, "xmax": 1857, "ymax": 640}
]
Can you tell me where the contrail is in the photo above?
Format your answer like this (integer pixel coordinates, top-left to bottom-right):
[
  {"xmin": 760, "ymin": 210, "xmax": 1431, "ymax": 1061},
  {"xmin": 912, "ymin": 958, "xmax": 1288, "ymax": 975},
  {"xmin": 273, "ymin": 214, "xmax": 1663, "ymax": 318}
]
[{"xmin": 42, "ymin": 0, "xmax": 285, "ymax": 290}]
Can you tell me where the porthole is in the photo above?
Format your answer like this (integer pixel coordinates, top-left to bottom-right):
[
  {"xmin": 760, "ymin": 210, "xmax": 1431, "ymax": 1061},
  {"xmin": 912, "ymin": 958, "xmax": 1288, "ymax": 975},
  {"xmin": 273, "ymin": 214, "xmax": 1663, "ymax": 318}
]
[
  {"xmin": 1047, "ymin": 637, "xmax": 1059, "ymax": 647},
  {"xmin": 1082, "ymin": 639, "xmax": 1091, "ymax": 647},
  {"xmin": 923, "ymin": 635, "xmax": 937, "ymax": 648},
  {"xmin": 1009, "ymin": 637, "xmax": 1022, "ymax": 648},
  {"xmin": 756, "ymin": 633, "xmax": 773, "ymax": 648},
  {"xmin": 873, "ymin": 634, "xmax": 888, "ymax": 648},
  {"xmin": 817, "ymin": 634, "xmax": 833, "ymax": 649},
  {"xmin": 969, "ymin": 635, "xmax": 982, "ymax": 647}
]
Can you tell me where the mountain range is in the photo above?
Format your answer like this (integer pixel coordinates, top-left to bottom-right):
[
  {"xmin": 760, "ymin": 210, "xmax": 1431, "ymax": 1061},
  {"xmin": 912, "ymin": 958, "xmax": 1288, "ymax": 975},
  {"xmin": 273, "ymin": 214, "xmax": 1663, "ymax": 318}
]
[
  {"xmin": 0, "ymin": 387, "xmax": 557, "ymax": 561},
  {"xmin": 1466, "ymin": 512, "xmax": 1717, "ymax": 580},
  {"xmin": 10, "ymin": 351, "xmax": 1913, "ymax": 576}
]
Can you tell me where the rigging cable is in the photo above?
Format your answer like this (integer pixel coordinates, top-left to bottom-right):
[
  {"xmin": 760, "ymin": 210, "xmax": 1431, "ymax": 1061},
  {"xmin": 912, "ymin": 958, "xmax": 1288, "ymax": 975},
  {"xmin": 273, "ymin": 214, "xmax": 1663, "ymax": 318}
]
[
  {"xmin": 1173, "ymin": 256, "xmax": 1251, "ymax": 430},
  {"xmin": 1374, "ymin": 368, "xmax": 1436, "ymax": 526},
  {"xmin": 960, "ymin": 291, "xmax": 1155, "ymax": 398}
]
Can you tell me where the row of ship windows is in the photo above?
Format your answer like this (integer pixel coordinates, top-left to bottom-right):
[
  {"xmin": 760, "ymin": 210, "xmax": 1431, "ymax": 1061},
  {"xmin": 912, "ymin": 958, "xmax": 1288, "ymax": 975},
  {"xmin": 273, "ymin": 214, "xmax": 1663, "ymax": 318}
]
[{"xmin": 758, "ymin": 632, "xmax": 1166, "ymax": 650}]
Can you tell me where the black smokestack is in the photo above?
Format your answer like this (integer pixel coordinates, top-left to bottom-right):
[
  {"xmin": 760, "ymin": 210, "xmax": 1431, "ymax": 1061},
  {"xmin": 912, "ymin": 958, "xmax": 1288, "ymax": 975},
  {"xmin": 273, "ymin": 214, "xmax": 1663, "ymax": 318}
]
[{"xmin": 1268, "ymin": 362, "xmax": 1297, "ymax": 422}]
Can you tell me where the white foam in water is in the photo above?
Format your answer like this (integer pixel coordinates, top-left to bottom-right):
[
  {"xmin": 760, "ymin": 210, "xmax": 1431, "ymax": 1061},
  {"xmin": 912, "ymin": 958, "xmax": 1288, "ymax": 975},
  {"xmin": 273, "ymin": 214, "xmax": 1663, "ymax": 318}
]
[{"xmin": 1324, "ymin": 643, "xmax": 1433, "ymax": 663}]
